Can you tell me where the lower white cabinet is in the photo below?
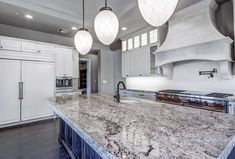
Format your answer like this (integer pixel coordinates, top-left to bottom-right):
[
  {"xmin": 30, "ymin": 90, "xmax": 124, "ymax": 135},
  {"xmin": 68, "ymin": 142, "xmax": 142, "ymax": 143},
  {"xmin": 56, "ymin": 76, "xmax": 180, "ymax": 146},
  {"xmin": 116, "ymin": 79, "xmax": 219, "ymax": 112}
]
[{"xmin": 0, "ymin": 59, "xmax": 54, "ymax": 126}]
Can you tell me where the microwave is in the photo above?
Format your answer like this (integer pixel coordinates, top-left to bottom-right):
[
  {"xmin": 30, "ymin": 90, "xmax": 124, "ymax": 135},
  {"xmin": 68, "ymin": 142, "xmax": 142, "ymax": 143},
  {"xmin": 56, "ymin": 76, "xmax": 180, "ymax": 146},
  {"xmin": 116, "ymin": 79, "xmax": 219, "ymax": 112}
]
[{"xmin": 56, "ymin": 77, "xmax": 73, "ymax": 90}]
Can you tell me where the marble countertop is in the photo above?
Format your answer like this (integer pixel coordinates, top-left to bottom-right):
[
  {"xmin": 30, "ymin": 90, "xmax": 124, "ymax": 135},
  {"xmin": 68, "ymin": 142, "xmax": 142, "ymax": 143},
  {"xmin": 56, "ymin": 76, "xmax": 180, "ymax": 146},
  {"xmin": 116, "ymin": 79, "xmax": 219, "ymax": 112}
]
[{"xmin": 48, "ymin": 94, "xmax": 235, "ymax": 159}]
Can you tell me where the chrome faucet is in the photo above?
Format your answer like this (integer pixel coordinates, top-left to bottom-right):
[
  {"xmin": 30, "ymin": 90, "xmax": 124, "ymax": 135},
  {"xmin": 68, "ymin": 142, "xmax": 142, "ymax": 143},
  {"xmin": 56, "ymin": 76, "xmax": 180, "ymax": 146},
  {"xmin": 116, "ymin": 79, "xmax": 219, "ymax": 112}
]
[{"xmin": 114, "ymin": 81, "xmax": 126, "ymax": 103}]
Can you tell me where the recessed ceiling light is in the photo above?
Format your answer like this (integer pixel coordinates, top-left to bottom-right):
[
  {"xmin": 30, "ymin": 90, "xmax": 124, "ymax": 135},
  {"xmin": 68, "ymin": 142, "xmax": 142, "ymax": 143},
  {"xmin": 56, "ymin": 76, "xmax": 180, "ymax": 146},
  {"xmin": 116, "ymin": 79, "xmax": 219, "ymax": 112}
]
[
  {"xmin": 72, "ymin": 27, "xmax": 77, "ymax": 30},
  {"xmin": 25, "ymin": 14, "xmax": 33, "ymax": 19},
  {"xmin": 121, "ymin": 27, "xmax": 127, "ymax": 31}
]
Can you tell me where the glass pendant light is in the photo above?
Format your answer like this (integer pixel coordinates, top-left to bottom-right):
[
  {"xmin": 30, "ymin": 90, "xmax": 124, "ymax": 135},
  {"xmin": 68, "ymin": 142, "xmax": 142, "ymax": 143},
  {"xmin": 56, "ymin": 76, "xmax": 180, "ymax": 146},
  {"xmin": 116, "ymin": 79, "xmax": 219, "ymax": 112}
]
[
  {"xmin": 138, "ymin": 0, "xmax": 178, "ymax": 27},
  {"xmin": 94, "ymin": 0, "xmax": 119, "ymax": 45},
  {"xmin": 74, "ymin": 0, "xmax": 93, "ymax": 55}
]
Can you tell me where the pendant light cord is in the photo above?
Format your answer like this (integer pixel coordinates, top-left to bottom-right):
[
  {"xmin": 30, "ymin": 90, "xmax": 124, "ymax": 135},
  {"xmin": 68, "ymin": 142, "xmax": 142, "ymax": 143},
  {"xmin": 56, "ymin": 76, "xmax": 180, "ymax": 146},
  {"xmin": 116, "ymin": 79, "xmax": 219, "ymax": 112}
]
[
  {"xmin": 105, "ymin": 0, "xmax": 107, "ymax": 7},
  {"xmin": 82, "ymin": 0, "xmax": 85, "ymax": 29}
]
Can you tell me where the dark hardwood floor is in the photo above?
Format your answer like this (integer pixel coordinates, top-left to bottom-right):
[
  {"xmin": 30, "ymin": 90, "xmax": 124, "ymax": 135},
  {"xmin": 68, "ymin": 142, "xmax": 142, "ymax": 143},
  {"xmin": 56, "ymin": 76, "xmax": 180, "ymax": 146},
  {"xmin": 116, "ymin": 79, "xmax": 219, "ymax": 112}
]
[{"xmin": 0, "ymin": 119, "xmax": 70, "ymax": 159}]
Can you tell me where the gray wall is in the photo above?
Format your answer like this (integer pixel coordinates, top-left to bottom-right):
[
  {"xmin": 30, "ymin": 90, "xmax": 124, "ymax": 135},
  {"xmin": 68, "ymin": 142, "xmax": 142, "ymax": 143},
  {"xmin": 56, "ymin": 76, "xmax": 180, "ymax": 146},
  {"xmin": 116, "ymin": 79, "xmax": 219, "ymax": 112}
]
[
  {"xmin": 113, "ymin": 50, "xmax": 125, "ymax": 92},
  {"xmin": 80, "ymin": 53, "xmax": 99, "ymax": 93},
  {"xmin": 0, "ymin": 23, "xmax": 74, "ymax": 46}
]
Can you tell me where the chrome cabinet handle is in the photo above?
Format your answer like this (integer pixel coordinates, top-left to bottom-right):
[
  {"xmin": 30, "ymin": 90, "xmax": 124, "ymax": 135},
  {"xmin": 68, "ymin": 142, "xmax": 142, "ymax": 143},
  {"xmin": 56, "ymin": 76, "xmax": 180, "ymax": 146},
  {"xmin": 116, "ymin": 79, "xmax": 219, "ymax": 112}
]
[{"xmin": 19, "ymin": 82, "xmax": 24, "ymax": 100}]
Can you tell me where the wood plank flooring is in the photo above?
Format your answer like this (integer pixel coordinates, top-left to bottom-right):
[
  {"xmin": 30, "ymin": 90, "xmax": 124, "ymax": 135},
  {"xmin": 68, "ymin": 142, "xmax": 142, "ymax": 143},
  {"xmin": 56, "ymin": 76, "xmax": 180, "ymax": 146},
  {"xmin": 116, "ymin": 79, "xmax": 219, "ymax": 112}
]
[{"xmin": 0, "ymin": 119, "xmax": 70, "ymax": 159}]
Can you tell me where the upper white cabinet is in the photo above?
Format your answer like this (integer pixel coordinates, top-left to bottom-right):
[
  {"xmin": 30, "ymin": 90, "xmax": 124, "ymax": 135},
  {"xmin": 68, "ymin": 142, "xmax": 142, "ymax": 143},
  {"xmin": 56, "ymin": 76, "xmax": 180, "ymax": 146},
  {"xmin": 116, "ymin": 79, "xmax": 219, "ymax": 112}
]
[
  {"xmin": 55, "ymin": 47, "xmax": 73, "ymax": 77},
  {"xmin": 22, "ymin": 42, "xmax": 39, "ymax": 53},
  {"xmin": 0, "ymin": 39, "xmax": 21, "ymax": 51},
  {"xmin": 22, "ymin": 42, "xmax": 54, "ymax": 54},
  {"xmin": 121, "ymin": 29, "xmax": 158, "ymax": 77},
  {"xmin": 38, "ymin": 44, "xmax": 54, "ymax": 54}
]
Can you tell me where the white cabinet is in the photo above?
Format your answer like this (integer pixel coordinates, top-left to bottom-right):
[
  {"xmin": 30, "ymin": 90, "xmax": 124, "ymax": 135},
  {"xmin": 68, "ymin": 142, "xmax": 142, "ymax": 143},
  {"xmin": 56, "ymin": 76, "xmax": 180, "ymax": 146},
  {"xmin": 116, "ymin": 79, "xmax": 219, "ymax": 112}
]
[
  {"xmin": 0, "ymin": 39, "xmax": 21, "ymax": 51},
  {"xmin": 21, "ymin": 61, "xmax": 54, "ymax": 121},
  {"xmin": 73, "ymin": 50, "xmax": 79, "ymax": 78},
  {"xmin": 55, "ymin": 47, "xmax": 73, "ymax": 77},
  {"xmin": 38, "ymin": 44, "xmax": 54, "ymax": 54},
  {"xmin": 0, "ymin": 59, "xmax": 21, "ymax": 125},
  {"xmin": 122, "ymin": 46, "xmax": 150, "ymax": 77},
  {"xmin": 22, "ymin": 42, "xmax": 55, "ymax": 54},
  {"xmin": 0, "ymin": 59, "xmax": 54, "ymax": 126},
  {"xmin": 22, "ymin": 42, "xmax": 39, "ymax": 53}
]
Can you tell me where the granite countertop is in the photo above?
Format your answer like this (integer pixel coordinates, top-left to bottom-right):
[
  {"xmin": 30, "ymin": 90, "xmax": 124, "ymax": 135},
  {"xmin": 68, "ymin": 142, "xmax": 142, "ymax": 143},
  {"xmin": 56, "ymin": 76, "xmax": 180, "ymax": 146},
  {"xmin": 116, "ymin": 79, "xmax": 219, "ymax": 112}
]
[{"xmin": 48, "ymin": 94, "xmax": 235, "ymax": 159}]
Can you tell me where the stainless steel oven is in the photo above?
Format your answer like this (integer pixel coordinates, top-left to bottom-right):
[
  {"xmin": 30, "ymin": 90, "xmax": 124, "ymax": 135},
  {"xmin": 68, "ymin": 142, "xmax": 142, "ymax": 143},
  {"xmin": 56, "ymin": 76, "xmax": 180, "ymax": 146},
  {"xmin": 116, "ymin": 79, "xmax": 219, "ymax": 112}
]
[{"xmin": 56, "ymin": 77, "xmax": 73, "ymax": 91}]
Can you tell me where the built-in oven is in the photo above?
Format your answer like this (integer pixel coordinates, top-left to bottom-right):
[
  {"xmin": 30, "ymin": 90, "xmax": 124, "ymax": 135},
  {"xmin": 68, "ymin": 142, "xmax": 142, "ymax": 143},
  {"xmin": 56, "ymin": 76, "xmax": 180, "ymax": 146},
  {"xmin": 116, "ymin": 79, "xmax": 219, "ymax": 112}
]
[{"xmin": 56, "ymin": 77, "xmax": 73, "ymax": 91}]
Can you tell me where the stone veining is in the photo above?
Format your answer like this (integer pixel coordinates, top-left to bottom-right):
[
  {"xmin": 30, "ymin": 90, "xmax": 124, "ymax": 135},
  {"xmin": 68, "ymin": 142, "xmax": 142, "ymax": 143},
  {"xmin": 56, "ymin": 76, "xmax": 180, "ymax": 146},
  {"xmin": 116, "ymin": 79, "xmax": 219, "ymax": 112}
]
[{"xmin": 48, "ymin": 94, "xmax": 235, "ymax": 159}]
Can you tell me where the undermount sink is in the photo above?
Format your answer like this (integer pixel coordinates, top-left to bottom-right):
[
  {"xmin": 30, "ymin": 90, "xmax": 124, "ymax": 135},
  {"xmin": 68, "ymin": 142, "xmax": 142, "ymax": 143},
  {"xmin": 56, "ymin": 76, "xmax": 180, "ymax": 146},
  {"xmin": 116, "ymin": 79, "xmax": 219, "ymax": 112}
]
[{"xmin": 120, "ymin": 99, "xmax": 139, "ymax": 104}]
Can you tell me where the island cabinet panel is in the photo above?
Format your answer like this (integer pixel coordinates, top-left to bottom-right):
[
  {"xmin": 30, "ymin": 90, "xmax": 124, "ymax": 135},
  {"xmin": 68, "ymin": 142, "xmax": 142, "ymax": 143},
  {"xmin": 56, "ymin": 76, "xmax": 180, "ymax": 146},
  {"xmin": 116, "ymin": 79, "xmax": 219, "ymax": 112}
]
[{"xmin": 59, "ymin": 118, "xmax": 102, "ymax": 159}]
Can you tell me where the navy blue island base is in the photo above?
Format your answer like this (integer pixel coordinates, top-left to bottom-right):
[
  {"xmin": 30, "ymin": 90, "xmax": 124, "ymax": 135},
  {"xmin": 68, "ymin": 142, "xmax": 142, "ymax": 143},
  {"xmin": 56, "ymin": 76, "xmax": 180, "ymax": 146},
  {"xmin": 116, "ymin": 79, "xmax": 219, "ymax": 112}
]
[{"xmin": 59, "ymin": 118, "xmax": 103, "ymax": 159}]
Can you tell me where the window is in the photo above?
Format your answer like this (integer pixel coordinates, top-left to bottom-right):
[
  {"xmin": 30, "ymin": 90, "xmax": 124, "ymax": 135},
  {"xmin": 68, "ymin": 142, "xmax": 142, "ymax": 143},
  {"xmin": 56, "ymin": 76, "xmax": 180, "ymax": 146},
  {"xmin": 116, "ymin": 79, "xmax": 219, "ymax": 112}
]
[
  {"xmin": 134, "ymin": 36, "xmax": 140, "ymax": 48},
  {"xmin": 122, "ymin": 40, "xmax": 127, "ymax": 52},
  {"xmin": 150, "ymin": 29, "xmax": 158, "ymax": 44},
  {"xmin": 128, "ymin": 38, "xmax": 133, "ymax": 50},
  {"xmin": 141, "ymin": 33, "xmax": 148, "ymax": 46}
]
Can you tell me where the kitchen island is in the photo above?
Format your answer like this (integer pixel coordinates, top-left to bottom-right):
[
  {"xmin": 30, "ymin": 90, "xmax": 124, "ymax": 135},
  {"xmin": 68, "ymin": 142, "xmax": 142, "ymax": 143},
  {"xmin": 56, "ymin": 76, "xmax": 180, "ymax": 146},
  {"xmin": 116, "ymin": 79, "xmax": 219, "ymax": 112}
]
[{"xmin": 48, "ymin": 94, "xmax": 235, "ymax": 159}]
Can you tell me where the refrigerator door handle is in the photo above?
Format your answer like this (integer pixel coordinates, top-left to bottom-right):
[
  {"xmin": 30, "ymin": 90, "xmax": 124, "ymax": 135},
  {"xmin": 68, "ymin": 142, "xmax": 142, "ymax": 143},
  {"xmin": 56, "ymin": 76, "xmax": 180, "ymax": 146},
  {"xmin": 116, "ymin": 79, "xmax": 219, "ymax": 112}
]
[{"xmin": 19, "ymin": 82, "xmax": 24, "ymax": 100}]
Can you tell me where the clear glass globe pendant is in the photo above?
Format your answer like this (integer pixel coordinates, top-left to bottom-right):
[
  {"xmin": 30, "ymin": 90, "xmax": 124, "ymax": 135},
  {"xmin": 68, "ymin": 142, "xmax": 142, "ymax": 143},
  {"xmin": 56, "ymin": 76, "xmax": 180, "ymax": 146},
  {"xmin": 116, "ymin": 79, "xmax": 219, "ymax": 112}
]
[
  {"xmin": 94, "ymin": 1, "xmax": 119, "ymax": 45},
  {"xmin": 138, "ymin": 0, "xmax": 178, "ymax": 27},
  {"xmin": 74, "ymin": 0, "xmax": 93, "ymax": 55}
]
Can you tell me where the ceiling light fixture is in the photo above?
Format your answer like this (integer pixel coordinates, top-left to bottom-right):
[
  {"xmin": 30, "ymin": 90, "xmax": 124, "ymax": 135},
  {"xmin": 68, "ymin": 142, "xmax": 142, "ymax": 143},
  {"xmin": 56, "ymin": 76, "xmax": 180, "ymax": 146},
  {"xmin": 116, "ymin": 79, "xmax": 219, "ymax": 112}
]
[
  {"xmin": 72, "ymin": 27, "xmax": 77, "ymax": 30},
  {"xmin": 94, "ymin": 0, "xmax": 119, "ymax": 45},
  {"xmin": 137, "ymin": 0, "xmax": 178, "ymax": 27},
  {"xmin": 74, "ymin": 0, "xmax": 93, "ymax": 55},
  {"xmin": 121, "ymin": 27, "xmax": 127, "ymax": 31},
  {"xmin": 25, "ymin": 14, "xmax": 33, "ymax": 19}
]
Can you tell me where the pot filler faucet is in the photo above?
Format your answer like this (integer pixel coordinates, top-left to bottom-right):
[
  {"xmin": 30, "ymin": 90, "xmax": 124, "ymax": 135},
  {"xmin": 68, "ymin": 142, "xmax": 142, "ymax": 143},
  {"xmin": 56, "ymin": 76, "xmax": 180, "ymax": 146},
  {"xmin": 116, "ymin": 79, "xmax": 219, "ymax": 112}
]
[{"xmin": 114, "ymin": 81, "xmax": 126, "ymax": 103}]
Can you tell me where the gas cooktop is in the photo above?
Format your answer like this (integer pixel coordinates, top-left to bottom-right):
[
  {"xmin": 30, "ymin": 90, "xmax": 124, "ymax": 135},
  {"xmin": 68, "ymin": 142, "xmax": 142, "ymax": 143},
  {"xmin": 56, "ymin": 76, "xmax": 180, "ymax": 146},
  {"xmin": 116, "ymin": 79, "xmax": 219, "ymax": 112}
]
[
  {"xmin": 158, "ymin": 90, "xmax": 233, "ymax": 98},
  {"xmin": 156, "ymin": 90, "xmax": 234, "ymax": 113}
]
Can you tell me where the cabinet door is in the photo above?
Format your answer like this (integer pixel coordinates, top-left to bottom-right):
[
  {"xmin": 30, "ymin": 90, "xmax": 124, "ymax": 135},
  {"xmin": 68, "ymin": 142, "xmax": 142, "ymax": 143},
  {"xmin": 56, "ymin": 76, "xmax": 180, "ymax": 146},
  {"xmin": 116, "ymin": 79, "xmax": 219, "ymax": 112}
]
[
  {"xmin": 0, "ymin": 59, "xmax": 21, "ymax": 125},
  {"xmin": 133, "ymin": 49, "xmax": 141, "ymax": 76},
  {"xmin": 22, "ymin": 42, "xmax": 39, "ymax": 53},
  {"xmin": 38, "ymin": 44, "xmax": 54, "ymax": 54},
  {"xmin": 140, "ymin": 47, "xmax": 150, "ymax": 76},
  {"xmin": 21, "ymin": 61, "xmax": 54, "ymax": 121},
  {"xmin": 55, "ymin": 48, "xmax": 65, "ymax": 77},
  {"xmin": 73, "ymin": 51, "xmax": 79, "ymax": 78},
  {"xmin": 122, "ymin": 51, "xmax": 131, "ymax": 77},
  {"xmin": 64, "ymin": 49, "xmax": 73, "ymax": 77},
  {"xmin": 128, "ymin": 50, "xmax": 135, "ymax": 76},
  {"xmin": 0, "ymin": 39, "xmax": 21, "ymax": 51}
]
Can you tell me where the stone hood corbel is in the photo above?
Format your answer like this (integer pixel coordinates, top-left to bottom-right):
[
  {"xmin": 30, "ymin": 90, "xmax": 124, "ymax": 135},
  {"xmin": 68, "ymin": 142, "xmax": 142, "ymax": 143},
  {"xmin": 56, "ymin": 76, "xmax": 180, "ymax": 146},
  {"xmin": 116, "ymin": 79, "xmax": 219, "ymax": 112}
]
[{"xmin": 154, "ymin": 0, "xmax": 233, "ymax": 80}]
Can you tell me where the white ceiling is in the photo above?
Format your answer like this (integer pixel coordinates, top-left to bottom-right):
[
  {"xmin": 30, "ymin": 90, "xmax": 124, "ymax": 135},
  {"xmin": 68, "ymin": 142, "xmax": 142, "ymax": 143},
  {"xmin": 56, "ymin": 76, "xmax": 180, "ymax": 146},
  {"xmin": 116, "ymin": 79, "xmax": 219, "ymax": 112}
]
[{"xmin": 0, "ymin": 0, "xmax": 228, "ymax": 42}]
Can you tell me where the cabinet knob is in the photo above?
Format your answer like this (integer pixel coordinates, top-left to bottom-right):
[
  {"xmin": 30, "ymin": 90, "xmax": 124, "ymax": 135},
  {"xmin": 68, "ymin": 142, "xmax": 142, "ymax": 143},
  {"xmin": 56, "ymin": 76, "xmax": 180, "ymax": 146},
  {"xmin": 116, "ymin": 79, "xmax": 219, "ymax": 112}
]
[{"xmin": 0, "ymin": 46, "xmax": 2, "ymax": 49}]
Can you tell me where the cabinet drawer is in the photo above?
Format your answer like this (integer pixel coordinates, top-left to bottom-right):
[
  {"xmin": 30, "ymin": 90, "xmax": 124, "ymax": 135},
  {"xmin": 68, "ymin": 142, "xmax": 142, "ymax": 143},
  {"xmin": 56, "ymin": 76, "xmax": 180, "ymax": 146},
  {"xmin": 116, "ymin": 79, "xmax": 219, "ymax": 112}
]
[
  {"xmin": 38, "ymin": 44, "xmax": 54, "ymax": 54},
  {"xmin": 22, "ymin": 42, "xmax": 39, "ymax": 53},
  {"xmin": 0, "ymin": 39, "xmax": 21, "ymax": 51},
  {"xmin": 134, "ymin": 92, "xmax": 150, "ymax": 100}
]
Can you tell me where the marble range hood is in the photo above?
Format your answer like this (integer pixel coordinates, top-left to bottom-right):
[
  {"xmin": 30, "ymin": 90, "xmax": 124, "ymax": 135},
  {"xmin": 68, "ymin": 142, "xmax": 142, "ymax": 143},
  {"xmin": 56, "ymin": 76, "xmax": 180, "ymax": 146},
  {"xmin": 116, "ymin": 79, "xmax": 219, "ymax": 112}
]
[{"xmin": 154, "ymin": 0, "xmax": 234, "ymax": 79}]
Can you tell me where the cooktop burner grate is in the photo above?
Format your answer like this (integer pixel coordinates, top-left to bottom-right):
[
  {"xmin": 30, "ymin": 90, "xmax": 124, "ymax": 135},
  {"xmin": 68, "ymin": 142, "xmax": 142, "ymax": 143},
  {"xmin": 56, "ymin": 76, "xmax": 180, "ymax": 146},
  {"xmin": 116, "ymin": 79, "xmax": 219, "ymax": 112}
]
[
  {"xmin": 158, "ymin": 90, "xmax": 184, "ymax": 94},
  {"xmin": 207, "ymin": 93, "xmax": 233, "ymax": 98}
]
